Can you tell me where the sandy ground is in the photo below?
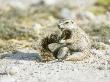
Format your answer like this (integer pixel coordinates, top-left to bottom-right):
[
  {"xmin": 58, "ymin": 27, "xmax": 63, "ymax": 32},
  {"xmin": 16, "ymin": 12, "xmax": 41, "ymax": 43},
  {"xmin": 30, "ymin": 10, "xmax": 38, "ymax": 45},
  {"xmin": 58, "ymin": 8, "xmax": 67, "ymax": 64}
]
[{"xmin": 0, "ymin": 48, "xmax": 110, "ymax": 82}]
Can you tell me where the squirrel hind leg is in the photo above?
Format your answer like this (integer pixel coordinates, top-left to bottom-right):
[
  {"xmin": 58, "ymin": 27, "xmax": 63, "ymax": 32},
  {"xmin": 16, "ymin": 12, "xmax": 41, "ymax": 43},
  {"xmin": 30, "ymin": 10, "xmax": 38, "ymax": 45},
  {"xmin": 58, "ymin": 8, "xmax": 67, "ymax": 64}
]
[{"xmin": 65, "ymin": 50, "xmax": 91, "ymax": 61}]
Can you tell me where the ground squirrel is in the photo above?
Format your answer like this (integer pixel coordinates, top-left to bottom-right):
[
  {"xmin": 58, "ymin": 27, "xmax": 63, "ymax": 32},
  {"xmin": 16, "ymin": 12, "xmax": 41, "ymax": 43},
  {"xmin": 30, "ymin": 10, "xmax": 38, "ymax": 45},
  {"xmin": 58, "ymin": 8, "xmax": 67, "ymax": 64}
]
[
  {"xmin": 55, "ymin": 19, "xmax": 92, "ymax": 61},
  {"xmin": 40, "ymin": 19, "xmax": 92, "ymax": 62}
]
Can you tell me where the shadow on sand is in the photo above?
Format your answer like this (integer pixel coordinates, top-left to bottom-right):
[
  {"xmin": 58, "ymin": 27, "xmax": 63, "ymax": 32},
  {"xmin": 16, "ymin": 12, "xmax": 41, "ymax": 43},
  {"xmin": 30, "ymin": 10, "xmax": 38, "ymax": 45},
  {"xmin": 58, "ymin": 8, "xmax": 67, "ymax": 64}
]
[{"xmin": 2, "ymin": 51, "xmax": 42, "ymax": 62}]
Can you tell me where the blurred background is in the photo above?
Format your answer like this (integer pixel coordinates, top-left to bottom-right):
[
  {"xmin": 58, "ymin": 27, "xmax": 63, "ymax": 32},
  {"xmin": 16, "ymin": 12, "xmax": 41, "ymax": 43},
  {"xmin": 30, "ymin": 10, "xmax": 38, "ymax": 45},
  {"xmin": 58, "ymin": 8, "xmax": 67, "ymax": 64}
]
[{"xmin": 0, "ymin": 0, "xmax": 110, "ymax": 53}]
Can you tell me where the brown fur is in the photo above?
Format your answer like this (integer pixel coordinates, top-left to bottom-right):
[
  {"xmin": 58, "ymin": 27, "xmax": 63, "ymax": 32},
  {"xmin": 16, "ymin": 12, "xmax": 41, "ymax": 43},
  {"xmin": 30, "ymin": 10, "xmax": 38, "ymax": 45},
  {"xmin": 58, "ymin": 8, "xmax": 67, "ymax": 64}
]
[
  {"xmin": 57, "ymin": 19, "xmax": 92, "ymax": 61},
  {"xmin": 40, "ymin": 19, "xmax": 92, "ymax": 62}
]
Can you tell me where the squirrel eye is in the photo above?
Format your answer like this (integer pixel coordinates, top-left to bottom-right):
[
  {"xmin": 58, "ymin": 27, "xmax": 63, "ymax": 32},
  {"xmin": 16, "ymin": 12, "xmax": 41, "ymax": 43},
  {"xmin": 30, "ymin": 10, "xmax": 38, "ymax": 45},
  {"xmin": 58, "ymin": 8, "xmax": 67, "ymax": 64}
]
[{"xmin": 65, "ymin": 21, "xmax": 69, "ymax": 24}]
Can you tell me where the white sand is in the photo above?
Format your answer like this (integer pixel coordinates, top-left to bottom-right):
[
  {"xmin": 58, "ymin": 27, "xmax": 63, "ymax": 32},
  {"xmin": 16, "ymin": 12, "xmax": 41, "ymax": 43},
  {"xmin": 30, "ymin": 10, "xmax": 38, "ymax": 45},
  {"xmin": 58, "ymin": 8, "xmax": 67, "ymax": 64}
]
[{"xmin": 0, "ymin": 48, "xmax": 110, "ymax": 82}]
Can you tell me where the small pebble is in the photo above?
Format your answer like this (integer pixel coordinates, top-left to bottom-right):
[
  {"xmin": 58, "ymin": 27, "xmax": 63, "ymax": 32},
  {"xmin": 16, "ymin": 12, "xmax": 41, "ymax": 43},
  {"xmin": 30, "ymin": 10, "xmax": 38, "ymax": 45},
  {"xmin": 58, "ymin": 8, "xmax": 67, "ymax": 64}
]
[{"xmin": 6, "ymin": 65, "xmax": 18, "ymax": 75}]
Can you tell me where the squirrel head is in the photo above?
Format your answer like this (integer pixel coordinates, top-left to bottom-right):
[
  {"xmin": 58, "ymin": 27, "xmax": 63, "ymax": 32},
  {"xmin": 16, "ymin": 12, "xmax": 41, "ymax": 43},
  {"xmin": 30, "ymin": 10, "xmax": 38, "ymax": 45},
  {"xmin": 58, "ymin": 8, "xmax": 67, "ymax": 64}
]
[{"xmin": 58, "ymin": 19, "xmax": 78, "ymax": 31}]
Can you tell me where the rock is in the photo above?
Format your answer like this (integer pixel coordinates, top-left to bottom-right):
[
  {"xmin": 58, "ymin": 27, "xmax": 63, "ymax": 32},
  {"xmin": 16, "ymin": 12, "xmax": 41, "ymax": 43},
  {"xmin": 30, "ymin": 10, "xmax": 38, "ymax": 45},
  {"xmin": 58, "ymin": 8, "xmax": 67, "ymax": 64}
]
[
  {"xmin": 77, "ymin": 11, "xmax": 95, "ymax": 21},
  {"xmin": 31, "ymin": 23, "xmax": 44, "ymax": 37},
  {"xmin": 97, "ymin": 66, "xmax": 105, "ymax": 70},
  {"xmin": 108, "ymin": 39, "xmax": 110, "ymax": 45},
  {"xmin": 92, "ymin": 42, "xmax": 110, "ymax": 50},
  {"xmin": 43, "ymin": 0, "xmax": 59, "ymax": 6},
  {"xmin": 8, "ymin": 0, "xmax": 42, "ymax": 10},
  {"xmin": 6, "ymin": 65, "xmax": 18, "ymax": 75},
  {"xmin": 9, "ymin": 0, "xmax": 28, "ymax": 10},
  {"xmin": 60, "ymin": 8, "xmax": 76, "ymax": 18}
]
